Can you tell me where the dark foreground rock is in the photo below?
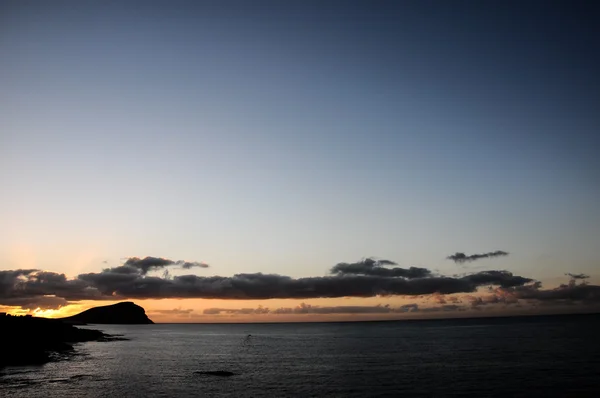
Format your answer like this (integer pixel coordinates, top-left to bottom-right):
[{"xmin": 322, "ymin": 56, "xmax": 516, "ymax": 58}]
[
  {"xmin": 0, "ymin": 315, "xmax": 120, "ymax": 368},
  {"xmin": 60, "ymin": 302, "xmax": 154, "ymax": 324}
]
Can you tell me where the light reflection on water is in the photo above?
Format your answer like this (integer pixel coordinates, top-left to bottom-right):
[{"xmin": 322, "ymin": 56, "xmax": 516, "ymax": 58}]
[{"xmin": 1, "ymin": 315, "xmax": 600, "ymax": 397}]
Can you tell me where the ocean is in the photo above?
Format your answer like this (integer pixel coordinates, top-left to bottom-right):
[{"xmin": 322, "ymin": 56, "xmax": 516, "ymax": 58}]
[{"xmin": 2, "ymin": 313, "xmax": 599, "ymax": 397}]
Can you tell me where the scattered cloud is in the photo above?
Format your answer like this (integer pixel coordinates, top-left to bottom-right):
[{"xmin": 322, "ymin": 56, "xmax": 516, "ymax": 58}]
[
  {"xmin": 420, "ymin": 305, "xmax": 464, "ymax": 313},
  {"xmin": 398, "ymin": 303, "xmax": 420, "ymax": 313},
  {"xmin": 123, "ymin": 256, "xmax": 209, "ymax": 275},
  {"xmin": 0, "ymin": 295, "xmax": 68, "ymax": 310},
  {"xmin": 566, "ymin": 273, "xmax": 590, "ymax": 280},
  {"xmin": 501, "ymin": 279, "xmax": 600, "ymax": 304},
  {"xmin": 459, "ymin": 270, "xmax": 533, "ymax": 288},
  {"xmin": 273, "ymin": 303, "xmax": 395, "ymax": 314},
  {"xmin": 447, "ymin": 251, "xmax": 509, "ymax": 263},
  {"xmin": 465, "ymin": 291, "xmax": 518, "ymax": 308},
  {"xmin": 204, "ymin": 303, "xmax": 424, "ymax": 315},
  {"xmin": 150, "ymin": 308, "xmax": 195, "ymax": 316},
  {"xmin": 203, "ymin": 306, "xmax": 270, "ymax": 315},
  {"xmin": 330, "ymin": 258, "xmax": 431, "ymax": 278},
  {"xmin": 427, "ymin": 292, "xmax": 447, "ymax": 304}
]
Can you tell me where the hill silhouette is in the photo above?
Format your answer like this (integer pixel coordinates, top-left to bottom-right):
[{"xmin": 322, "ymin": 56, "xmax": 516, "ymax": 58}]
[{"xmin": 61, "ymin": 302, "xmax": 154, "ymax": 324}]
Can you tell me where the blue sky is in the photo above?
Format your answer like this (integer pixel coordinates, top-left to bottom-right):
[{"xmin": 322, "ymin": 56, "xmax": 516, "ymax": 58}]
[{"xmin": 1, "ymin": 1, "xmax": 599, "ymax": 320}]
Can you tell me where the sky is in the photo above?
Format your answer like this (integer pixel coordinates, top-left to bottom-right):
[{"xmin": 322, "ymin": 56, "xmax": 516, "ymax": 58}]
[{"xmin": 1, "ymin": 0, "xmax": 599, "ymax": 322}]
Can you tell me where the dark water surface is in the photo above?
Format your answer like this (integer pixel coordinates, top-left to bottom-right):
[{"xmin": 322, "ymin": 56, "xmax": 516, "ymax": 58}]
[{"xmin": 2, "ymin": 313, "xmax": 600, "ymax": 397}]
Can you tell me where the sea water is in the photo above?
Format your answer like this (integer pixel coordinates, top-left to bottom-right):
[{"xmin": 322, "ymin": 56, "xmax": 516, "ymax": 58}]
[{"xmin": 1, "ymin": 313, "xmax": 599, "ymax": 397}]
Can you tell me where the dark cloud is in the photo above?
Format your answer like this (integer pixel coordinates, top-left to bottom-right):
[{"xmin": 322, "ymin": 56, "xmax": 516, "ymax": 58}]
[
  {"xmin": 447, "ymin": 251, "xmax": 509, "ymax": 263},
  {"xmin": 0, "ymin": 295, "xmax": 68, "ymax": 310},
  {"xmin": 83, "ymin": 269, "xmax": 534, "ymax": 300},
  {"xmin": 180, "ymin": 261, "xmax": 208, "ymax": 269},
  {"xmin": 0, "ymin": 269, "xmax": 38, "ymax": 293},
  {"xmin": 0, "ymin": 269, "xmax": 104, "ymax": 303},
  {"xmin": 502, "ymin": 280, "xmax": 600, "ymax": 304},
  {"xmin": 566, "ymin": 273, "xmax": 590, "ymax": 280},
  {"xmin": 1, "ymin": 258, "xmax": 596, "ymax": 314},
  {"xmin": 123, "ymin": 257, "xmax": 209, "ymax": 275},
  {"xmin": 330, "ymin": 258, "xmax": 431, "ymax": 278},
  {"xmin": 0, "ymin": 265, "xmax": 535, "ymax": 304},
  {"xmin": 459, "ymin": 270, "xmax": 533, "ymax": 288}
]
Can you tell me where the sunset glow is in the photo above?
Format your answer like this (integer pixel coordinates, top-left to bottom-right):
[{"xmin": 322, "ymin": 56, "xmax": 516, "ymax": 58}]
[{"xmin": 1, "ymin": 0, "xmax": 598, "ymax": 323}]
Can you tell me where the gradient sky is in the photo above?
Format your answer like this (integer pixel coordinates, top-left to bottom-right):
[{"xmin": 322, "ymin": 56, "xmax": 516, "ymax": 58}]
[{"xmin": 1, "ymin": 1, "xmax": 599, "ymax": 322}]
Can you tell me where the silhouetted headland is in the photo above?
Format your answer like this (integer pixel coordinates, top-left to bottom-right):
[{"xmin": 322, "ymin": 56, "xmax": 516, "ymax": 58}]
[{"xmin": 60, "ymin": 302, "xmax": 154, "ymax": 325}]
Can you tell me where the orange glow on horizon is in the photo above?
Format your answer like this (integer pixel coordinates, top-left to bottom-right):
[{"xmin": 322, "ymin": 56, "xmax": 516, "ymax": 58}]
[{"xmin": 30, "ymin": 308, "xmax": 63, "ymax": 318}]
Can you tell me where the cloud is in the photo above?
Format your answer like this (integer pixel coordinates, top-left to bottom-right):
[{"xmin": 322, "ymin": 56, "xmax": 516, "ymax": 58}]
[
  {"xmin": 0, "ymin": 269, "xmax": 38, "ymax": 291},
  {"xmin": 204, "ymin": 303, "xmax": 424, "ymax": 315},
  {"xmin": 72, "ymin": 268, "xmax": 535, "ymax": 300},
  {"xmin": 459, "ymin": 270, "xmax": 533, "ymax": 288},
  {"xmin": 427, "ymin": 292, "xmax": 447, "ymax": 304},
  {"xmin": 566, "ymin": 273, "xmax": 590, "ymax": 280},
  {"xmin": 0, "ymin": 295, "xmax": 68, "ymax": 310},
  {"xmin": 330, "ymin": 258, "xmax": 431, "ymax": 278},
  {"xmin": 274, "ymin": 303, "xmax": 395, "ymax": 314},
  {"xmin": 0, "ymin": 264, "xmax": 536, "ymax": 304},
  {"xmin": 149, "ymin": 308, "xmax": 195, "ymax": 316},
  {"xmin": 447, "ymin": 251, "xmax": 509, "ymax": 263},
  {"xmin": 398, "ymin": 303, "xmax": 420, "ymax": 312},
  {"xmin": 501, "ymin": 280, "xmax": 600, "ymax": 304},
  {"xmin": 0, "ymin": 269, "xmax": 104, "ymax": 303},
  {"xmin": 1, "ymin": 258, "xmax": 596, "ymax": 314},
  {"xmin": 419, "ymin": 305, "xmax": 464, "ymax": 313},
  {"xmin": 465, "ymin": 291, "xmax": 518, "ymax": 308},
  {"xmin": 203, "ymin": 306, "xmax": 270, "ymax": 315},
  {"xmin": 123, "ymin": 257, "xmax": 209, "ymax": 275}
]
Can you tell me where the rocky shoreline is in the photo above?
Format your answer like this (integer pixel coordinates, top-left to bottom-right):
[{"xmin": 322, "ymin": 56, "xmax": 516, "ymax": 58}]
[{"xmin": 0, "ymin": 315, "xmax": 123, "ymax": 368}]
